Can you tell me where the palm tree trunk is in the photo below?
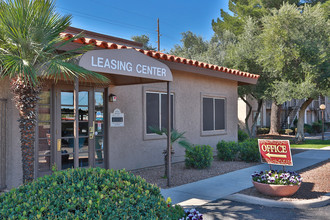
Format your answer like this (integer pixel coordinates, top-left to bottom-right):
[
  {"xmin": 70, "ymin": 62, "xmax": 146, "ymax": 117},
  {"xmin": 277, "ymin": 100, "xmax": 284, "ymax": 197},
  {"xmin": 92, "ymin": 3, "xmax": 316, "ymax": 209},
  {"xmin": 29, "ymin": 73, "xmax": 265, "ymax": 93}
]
[
  {"xmin": 11, "ymin": 78, "xmax": 40, "ymax": 183},
  {"xmin": 295, "ymin": 98, "xmax": 313, "ymax": 142}
]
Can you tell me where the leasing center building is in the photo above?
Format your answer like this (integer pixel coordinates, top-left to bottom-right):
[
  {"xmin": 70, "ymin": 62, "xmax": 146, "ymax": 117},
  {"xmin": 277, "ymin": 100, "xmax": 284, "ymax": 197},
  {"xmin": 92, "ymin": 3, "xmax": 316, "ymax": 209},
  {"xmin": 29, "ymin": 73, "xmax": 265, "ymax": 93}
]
[{"xmin": 0, "ymin": 27, "xmax": 259, "ymax": 189}]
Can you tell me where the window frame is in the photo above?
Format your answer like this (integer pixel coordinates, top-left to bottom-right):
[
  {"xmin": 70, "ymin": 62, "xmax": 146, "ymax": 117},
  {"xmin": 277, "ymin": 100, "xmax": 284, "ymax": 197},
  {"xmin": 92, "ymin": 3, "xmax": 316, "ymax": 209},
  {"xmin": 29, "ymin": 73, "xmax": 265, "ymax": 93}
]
[
  {"xmin": 201, "ymin": 93, "xmax": 227, "ymax": 136},
  {"xmin": 143, "ymin": 87, "xmax": 175, "ymax": 140}
]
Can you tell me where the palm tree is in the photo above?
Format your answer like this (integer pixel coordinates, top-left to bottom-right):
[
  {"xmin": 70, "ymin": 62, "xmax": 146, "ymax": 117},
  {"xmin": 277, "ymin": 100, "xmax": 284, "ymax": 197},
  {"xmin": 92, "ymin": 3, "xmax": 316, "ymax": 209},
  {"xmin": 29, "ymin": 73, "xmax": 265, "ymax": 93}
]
[
  {"xmin": 149, "ymin": 127, "xmax": 191, "ymax": 178},
  {"xmin": 0, "ymin": 0, "xmax": 108, "ymax": 183}
]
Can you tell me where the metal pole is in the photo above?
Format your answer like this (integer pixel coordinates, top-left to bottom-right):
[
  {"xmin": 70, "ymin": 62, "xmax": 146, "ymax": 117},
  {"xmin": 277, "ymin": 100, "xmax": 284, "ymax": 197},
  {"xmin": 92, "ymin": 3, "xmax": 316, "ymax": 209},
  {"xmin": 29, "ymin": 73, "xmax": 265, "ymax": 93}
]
[
  {"xmin": 167, "ymin": 82, "xmax": 171, "ymax": 187},
  {"xmin": 157, "ymin": 18, "xmax": 160, "ymax": 51},
  {"xmin": 74, "ymin": 77, "xmax": 79, "ymax": 168},
  {"xmin": 322, "ymin": 110, "xmax": 324, "ymax": 141}
]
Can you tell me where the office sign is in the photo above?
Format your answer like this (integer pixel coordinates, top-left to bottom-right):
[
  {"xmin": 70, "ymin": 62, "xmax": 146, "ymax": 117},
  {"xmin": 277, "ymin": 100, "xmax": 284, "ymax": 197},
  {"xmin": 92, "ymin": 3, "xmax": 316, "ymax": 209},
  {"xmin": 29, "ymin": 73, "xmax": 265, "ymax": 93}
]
[
  {"xmin": 258, "ymin": 139, "xmax": 293, "ymax": 166},
  {"xmin": 79, "ymin": 49, "xmax": 173, "ymax": 81}
]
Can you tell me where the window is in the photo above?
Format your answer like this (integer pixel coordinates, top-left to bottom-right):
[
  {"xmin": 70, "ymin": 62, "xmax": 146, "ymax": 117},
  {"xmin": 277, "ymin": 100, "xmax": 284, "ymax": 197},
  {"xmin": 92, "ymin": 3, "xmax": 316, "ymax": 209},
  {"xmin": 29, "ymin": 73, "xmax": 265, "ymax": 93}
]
[
  {"xmin": 146, "ymin": 92, "xmax": 174, "ymax": 134},
  {"xmin": 202, "ymin": 97, "xmax": 225, "ymax": 133}
]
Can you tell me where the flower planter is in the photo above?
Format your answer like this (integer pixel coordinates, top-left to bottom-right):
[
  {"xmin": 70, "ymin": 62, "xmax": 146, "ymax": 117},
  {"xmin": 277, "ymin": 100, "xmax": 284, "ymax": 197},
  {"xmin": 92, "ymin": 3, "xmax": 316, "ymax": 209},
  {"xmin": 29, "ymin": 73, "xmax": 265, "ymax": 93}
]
[{"xmin": 252, "ymin": 181, "xmax": 301, "ymax": 197}]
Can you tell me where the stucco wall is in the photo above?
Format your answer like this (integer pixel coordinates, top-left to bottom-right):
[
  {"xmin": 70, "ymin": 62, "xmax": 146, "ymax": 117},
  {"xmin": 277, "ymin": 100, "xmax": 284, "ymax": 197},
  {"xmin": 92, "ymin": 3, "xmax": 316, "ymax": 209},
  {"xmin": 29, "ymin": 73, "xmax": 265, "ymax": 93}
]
[
  {"xmin": 2, "ymin": 69, "xmax": 240, "ymax": 188},
  {"xmin": 108, "ymin": 70, "xmax": 238, "ymax": 170},
  {"xmin": 0, "ymin": 78, "xmax": 22, "ymax": 189}
]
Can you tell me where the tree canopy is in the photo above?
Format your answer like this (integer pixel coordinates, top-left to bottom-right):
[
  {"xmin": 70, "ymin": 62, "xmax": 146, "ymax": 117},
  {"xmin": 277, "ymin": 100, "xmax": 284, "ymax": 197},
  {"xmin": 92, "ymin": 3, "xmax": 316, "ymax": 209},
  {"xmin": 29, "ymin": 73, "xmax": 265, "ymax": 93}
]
[{"xmin": 131, "ymin": 34, "xmax": 156, "ymax": 50}]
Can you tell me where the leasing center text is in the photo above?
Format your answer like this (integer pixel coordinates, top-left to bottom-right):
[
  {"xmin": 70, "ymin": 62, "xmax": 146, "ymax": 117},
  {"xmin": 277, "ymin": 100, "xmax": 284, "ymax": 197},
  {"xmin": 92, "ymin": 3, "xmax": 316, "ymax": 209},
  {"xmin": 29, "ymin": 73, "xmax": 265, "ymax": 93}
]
[{"xmin": 91, "ymin": 56, "xmax": 167, "ymax": 77}]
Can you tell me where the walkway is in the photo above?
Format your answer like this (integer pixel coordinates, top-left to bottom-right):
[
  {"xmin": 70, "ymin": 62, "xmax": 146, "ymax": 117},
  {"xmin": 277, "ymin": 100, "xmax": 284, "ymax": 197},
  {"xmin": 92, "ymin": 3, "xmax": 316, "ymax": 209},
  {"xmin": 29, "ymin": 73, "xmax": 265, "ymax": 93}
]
[{"xmin": 161, "ymin": 148, "xmax": 330, "ymax": 207}]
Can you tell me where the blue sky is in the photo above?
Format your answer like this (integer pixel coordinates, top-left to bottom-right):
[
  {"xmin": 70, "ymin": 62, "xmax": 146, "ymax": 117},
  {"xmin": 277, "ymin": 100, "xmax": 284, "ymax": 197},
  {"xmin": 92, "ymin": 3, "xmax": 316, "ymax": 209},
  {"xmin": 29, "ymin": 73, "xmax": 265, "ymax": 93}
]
[{"xmin": 56, "ymin": 0, "xmax": 229, "ymax": 52}]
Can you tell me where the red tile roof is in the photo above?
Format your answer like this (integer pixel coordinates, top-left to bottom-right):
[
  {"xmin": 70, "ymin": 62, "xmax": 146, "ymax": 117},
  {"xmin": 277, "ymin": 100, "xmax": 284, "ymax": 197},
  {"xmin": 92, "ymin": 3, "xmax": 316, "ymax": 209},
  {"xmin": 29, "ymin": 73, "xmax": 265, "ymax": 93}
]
[{"xmin": 60, "ymin": 33, "xmax": 260, "ymax": 80}]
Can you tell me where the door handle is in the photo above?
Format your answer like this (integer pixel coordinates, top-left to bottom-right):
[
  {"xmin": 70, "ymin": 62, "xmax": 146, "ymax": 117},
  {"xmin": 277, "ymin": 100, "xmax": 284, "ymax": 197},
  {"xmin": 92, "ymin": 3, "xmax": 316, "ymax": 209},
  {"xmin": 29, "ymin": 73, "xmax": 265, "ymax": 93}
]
[
  {"xmin": 57, "ymin": 139, "xmax": 61, "ymax": 152},
  {"xmin": 89, "ymin": 121, "xmax": 95, "ymax": 139}
]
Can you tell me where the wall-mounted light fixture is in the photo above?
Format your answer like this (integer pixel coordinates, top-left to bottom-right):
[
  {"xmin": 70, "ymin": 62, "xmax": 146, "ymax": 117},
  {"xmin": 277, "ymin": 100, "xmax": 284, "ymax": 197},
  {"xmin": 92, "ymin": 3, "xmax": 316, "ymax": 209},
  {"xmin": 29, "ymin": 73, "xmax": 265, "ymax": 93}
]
[{"xmin": 109, "ymin": 94, "xmax": 117, "ymax": 102}]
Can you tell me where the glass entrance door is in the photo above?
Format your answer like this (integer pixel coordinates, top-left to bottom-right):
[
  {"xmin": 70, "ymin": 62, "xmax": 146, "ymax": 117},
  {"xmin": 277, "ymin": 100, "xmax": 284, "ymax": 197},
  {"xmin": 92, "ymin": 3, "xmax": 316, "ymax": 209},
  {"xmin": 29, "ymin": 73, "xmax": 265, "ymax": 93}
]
[{"xmin": 57, "ymin": 88, "xmax": 105, "ymax": 170}]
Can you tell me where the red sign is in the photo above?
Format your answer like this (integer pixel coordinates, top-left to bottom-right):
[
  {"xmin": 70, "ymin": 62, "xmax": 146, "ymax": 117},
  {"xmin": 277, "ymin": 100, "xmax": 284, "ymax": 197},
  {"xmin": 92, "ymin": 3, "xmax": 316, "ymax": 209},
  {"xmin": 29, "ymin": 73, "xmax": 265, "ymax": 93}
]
[{"xmin": 258, "ymin": 139, "xmax": 293, "ymax": 166}]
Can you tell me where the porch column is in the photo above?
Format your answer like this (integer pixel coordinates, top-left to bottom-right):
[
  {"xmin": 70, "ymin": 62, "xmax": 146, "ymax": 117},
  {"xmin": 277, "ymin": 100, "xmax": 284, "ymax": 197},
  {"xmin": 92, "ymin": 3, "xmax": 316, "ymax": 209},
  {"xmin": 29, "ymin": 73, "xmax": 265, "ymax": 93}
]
[
  {"xmin": 167, "ymin": 82, "xmax": 171, "ymax": 187},
  {"xmin": 104, "ymin": 87, "xmax": 110, "ymax": 169},
  {"xmin": 73, "ymin": 77, "xmax": 79, "ymax": 168},
  {"xmin": 0, "ymin": 99, "xmax": 7, "ymax": 190}
]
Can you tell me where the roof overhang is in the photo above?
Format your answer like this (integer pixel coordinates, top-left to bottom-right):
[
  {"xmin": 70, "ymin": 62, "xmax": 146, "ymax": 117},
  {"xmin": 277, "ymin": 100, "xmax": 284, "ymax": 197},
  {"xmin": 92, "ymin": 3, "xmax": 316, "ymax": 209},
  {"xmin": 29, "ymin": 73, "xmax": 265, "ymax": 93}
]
[
  {"xmin": 159, "ymin": 60, "xmax": 258, "ymax": 85},
  {"xmin": 79, "ymin": 49, "xmax": 173, "ymax": 86}
]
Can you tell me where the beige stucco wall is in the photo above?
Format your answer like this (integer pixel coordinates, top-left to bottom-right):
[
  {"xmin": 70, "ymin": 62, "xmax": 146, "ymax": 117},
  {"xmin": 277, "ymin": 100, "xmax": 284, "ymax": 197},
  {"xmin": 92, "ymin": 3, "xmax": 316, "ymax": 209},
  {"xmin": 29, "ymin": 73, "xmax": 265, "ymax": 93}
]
[
  {"xmin": 0, "ymin": 78, "xmax": 22, "ymax": 189},
  {"xmin": 108, "ymin": 70, "xmax": 238, "ymax": 170}
]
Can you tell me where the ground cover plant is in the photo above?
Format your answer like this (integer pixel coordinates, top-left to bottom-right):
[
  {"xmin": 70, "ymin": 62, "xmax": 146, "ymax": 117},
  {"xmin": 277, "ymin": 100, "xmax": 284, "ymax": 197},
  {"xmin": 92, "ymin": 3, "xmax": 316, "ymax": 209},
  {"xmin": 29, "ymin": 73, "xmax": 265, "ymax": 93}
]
[
  {"xmin": 0, "ymin": 168, "xmax": 185, "ymax": 219},
  {"xmin": 291, "ymin": 139, "xmax": 330, "ymax": 149}
]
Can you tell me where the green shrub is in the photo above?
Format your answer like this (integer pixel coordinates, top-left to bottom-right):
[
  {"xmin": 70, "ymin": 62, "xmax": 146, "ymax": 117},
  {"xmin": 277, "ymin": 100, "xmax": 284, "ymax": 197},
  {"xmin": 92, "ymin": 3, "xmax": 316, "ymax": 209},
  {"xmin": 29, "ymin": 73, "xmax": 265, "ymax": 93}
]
[
  {"xmin": 238, "ymin": 129, "xmax": 249, "ymax": 142},
  {"xmin": 257, "ymin": 127, "xmax": 270, "ymax": 135},
  {"xmin": 238, "ymin": 139, "xmax": 260, "ymax": 162},
  {"xmin": 0, "ymin": 168, "xmax": 184, "ymax": 219},
  {"xmin": 304, "ymin": 123, "xmax": 313, "ymax": 134},
  {"xmin": 216, "ymin": 140, "xmax": 239, "ymax": 161},
  {"xmin": 185, "ymin": 145, "xmax": 213, "ymax": 169},
  {"xmin": 279, "ymin": 129, "xmax": 285, "ymax": 135},
  {"xmin": 312, "ymin": 121, "xmax": 323, "ymax": 133}
]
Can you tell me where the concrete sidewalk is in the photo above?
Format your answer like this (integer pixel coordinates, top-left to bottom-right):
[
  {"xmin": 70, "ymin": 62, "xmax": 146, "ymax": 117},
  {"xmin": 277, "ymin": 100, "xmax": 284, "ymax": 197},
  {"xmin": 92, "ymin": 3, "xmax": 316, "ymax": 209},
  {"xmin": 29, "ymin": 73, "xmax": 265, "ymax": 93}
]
[{"xmin": 161, "ymin": 148, "xmax": 330, "ymax": 207}]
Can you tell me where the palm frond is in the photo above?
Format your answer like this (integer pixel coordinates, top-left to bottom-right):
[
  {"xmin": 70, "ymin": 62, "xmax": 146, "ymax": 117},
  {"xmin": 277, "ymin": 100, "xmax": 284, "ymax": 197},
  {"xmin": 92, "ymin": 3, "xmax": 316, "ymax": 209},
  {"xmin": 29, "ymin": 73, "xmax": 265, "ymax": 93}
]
[{"xmin": 0, "ymin": 0, "xmax": 109, "ymax": 86}]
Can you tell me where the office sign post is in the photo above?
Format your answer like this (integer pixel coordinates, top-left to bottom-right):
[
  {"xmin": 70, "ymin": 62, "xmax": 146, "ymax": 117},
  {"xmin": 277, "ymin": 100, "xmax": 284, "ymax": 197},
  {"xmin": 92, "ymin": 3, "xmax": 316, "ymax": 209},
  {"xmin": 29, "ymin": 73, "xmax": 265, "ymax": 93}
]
[{"xmin": 258, "ymin": 139, "xmax": 293, "ymax": 166}]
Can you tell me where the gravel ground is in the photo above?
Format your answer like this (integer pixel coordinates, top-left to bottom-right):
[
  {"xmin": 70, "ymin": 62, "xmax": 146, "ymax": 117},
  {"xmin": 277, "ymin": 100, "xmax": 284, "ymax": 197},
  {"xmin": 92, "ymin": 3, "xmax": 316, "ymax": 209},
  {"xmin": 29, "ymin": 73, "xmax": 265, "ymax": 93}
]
[
  {"xmin": 131, "ymin": 160, "xmax": 259, "ymax": 189},
  {"xmin": 239, "ymin": 159, "xmax": 330, "ymax": 201}
]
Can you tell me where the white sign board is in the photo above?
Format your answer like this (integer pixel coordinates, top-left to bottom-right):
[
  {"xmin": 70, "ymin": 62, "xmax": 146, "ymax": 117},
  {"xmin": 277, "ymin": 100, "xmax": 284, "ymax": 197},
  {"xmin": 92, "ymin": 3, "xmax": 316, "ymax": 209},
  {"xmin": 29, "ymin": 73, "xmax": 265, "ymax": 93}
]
[
  {"xmin": 79, "ymin": 49, "xmax": 173, "ymax": 82},
  {"xmin": 110, "ymin": 108, "xmax": 124, "ymax": 127}
]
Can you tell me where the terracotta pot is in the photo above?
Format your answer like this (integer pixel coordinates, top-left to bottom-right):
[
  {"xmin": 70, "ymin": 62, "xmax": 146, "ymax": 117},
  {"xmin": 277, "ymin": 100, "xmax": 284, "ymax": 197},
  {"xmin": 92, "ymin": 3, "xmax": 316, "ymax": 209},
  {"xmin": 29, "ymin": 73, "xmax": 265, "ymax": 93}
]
[{"xmin": 252, "ymin": 181, "xmax": 301, "ymax": 197}]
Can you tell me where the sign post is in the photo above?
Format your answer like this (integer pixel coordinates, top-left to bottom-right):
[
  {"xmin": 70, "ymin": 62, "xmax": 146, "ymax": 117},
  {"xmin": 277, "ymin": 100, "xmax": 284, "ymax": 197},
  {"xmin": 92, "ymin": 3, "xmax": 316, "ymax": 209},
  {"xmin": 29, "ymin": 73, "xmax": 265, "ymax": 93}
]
[{"xmin": 258, "ymin": 139, "xmax": 293, "ymax": 167}]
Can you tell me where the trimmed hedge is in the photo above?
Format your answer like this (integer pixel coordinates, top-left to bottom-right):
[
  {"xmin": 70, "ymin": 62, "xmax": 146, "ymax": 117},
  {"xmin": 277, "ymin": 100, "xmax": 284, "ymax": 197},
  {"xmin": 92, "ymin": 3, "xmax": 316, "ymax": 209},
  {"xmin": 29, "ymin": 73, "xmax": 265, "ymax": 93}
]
[
  {"xmin": 238, "ymin": 139, "xmax": 259, "ymax": 162},
  {"xmin": 185, "ymin": 145, "xmax": 213, "ymax": 169},
  {"xmin": 238, "ymin": 129, "xmax": 249, "ymax": 142},
  {"xmin": 217, "ymin": 139, "xmax": 260, "ymax": 163},
  {"xmin": 257, "ymin": 127, "xmax": 269, "ymax": 134},
  {"xmin": 216, "ymin": 140, "xmax": 239, "ymax": 161},
  {"xmin": 0, "ymin": 168, "xmax": 184, "ymax": 219}
]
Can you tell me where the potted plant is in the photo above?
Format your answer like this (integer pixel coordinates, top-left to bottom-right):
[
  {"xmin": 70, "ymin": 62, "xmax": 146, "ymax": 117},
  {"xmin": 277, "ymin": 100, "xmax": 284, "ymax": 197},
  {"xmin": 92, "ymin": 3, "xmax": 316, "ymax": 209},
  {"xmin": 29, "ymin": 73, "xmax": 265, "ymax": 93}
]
[{"xmin": 251, "ymin": 170, "xmax": 302, "ymax": 197}]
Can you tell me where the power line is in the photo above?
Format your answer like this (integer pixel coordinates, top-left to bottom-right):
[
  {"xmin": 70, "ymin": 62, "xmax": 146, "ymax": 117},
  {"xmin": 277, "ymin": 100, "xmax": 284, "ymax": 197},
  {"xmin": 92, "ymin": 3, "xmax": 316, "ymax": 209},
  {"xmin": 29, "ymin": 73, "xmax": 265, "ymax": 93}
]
[
  {"xmin": 58, "ymin": 6, "xmax": 157, "ymax": 34},
  {"xmin": 90, "ymin": 0, "xmax": 184, "ymax": 31}
]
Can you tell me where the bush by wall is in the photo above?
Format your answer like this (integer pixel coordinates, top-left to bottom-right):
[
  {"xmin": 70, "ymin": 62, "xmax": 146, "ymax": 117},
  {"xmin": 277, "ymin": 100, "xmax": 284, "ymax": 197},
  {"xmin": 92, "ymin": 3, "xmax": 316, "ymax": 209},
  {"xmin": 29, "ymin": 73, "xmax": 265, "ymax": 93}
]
[
  {"xmin": 185, "ymin": 145, "xmax": 213, "ymax": 169},
  {"xmin": 0, "ymin": 168, "xmax": 184, "ymax": 219},
  {"xmin": 238, "ymin": 129, "xmax": 249, "ymax": 142},
  {"xmin": 216, "ymin": 140, "xmax": 239, "ymax": 161},
  {"xmin": 238, "ymin": 139, "xmax": 259, "ymax": 162}
]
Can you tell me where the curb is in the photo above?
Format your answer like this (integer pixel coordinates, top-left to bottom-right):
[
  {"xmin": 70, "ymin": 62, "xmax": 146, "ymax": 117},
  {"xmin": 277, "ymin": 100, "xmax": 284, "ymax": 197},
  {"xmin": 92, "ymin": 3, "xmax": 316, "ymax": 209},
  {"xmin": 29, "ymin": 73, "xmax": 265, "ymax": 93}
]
[{"xmin": 224, "ymin": 193, "xmax": 330, "ymax": 209}]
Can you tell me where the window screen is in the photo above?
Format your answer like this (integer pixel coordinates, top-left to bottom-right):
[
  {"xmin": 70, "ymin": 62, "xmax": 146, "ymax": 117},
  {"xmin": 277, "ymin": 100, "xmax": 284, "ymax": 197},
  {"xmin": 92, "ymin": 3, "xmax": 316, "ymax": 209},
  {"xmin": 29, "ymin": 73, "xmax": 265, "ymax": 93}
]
[
  {"xmin": 146, "ymin": 93, "xmax": 159, "ymax": 134},
  {"xmin": 203, "ymin": 97, "xmax": 225, "ymax": 131},
  {"xmin": 146, "ymin": 92, "xmax": 174, "ymax": 134},
  {"xmin": 203, "ymin": 98, "xmax": 214, "ymax": 131},
  {"xmin": 215, "ymin": 99, "xmax": 225, "ymax": 130}
]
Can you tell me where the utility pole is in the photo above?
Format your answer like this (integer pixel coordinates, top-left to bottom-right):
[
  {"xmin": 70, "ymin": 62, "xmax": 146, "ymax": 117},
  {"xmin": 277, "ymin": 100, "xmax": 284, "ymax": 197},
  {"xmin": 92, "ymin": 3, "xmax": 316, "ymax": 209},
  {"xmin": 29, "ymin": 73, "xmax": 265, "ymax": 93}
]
[{"xmin": 157, "ymin": 18, "xmax": 160, "ymax": 51}]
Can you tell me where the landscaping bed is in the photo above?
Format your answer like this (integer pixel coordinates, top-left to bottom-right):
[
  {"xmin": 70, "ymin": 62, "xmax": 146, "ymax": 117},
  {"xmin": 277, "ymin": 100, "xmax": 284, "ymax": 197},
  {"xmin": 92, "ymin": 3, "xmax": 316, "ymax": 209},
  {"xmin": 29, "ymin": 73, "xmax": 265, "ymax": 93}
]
[{"xmin": 130, "ymin": 149, "xmax": 328, "ymax": 203}]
